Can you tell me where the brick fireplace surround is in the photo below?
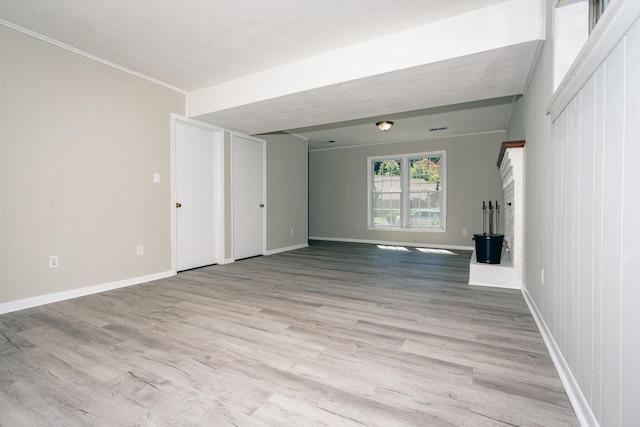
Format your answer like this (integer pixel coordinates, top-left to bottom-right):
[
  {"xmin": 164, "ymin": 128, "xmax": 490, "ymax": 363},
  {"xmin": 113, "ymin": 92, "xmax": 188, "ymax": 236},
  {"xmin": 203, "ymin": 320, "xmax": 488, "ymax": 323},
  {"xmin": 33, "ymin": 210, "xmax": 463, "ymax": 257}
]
[{"xmin": 468, "ymin": 141, "xmax": 525, "ymax": 289}]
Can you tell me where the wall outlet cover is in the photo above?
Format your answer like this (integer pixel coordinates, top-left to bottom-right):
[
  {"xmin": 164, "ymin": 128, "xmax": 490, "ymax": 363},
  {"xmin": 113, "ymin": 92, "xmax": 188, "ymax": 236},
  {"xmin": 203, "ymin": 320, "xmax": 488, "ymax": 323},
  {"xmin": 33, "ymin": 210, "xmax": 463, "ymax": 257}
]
[{"xmin": 49, "ymin": 255, "xmax": 59, "ymax": 268}]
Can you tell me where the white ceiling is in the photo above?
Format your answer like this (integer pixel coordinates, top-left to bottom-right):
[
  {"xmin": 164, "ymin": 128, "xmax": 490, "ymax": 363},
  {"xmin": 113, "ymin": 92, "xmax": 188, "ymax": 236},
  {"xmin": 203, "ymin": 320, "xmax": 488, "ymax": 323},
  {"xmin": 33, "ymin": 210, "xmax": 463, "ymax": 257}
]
[{"xmin": 0, "ymin": 0, "xmax": 543, "ymax": 149}]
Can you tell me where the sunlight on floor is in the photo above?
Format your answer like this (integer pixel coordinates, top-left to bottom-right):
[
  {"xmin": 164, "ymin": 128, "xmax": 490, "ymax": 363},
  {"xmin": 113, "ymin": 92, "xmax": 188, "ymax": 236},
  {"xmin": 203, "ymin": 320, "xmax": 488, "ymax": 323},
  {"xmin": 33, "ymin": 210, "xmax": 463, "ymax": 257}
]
[
  {"xmin": 376, "ymin": 245, "xmax": 457, "ymax": 255},
  {"xmin": 377, "ymin": 245, "xmax": 410, "ymax": 251},
  {"xmin": 416, "ymin": 248, "xmax": 457, "ymax": 255}
]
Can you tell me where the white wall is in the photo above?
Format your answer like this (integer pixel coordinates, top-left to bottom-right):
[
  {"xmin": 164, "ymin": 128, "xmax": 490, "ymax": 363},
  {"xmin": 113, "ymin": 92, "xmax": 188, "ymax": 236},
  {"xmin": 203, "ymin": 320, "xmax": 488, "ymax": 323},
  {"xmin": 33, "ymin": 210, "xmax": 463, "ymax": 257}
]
[
  {"xmin": 309, "ymin": 132, "xmax": 505, "ymax": 248},
  {"xmin": 507, "ymin": 3, "xmax": 640, "ymax": 425},
  {"xmin": 0, "ymin": 26, "xmax": 186, "ymax": 307}
]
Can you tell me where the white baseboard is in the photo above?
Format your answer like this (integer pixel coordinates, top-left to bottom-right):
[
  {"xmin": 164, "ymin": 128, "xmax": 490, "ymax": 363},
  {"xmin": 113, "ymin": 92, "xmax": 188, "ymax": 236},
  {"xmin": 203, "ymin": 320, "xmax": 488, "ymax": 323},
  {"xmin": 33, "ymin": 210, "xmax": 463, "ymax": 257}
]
[
  {"xmin": 0, "ymin": 271, "xmax": 174, "ymax": 315},
  {"xmin": 309, "ymin": 236, "xmax": 473, "ymax": 251},
  {"xmin": 264, "ymin": 243, "xmax": 309, "ymax": 256},
  {"xmin": 521, "ymin": 287, "xmax": 599, "ymax": 427}
]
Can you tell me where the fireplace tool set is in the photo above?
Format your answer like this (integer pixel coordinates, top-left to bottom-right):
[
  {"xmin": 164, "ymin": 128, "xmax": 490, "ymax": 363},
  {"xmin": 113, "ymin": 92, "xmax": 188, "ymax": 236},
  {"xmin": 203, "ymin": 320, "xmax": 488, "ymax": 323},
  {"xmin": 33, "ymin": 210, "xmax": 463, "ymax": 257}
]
[{"xmin": 473, "ymin": 201, "xmax": 504, "ymax": 264}]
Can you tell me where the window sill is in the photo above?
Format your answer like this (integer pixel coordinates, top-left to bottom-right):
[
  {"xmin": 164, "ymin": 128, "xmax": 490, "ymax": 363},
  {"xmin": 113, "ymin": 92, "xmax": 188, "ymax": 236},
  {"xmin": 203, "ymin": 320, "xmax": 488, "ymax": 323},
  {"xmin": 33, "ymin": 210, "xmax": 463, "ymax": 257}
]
[
  {"xmin": 368, "ymin": 226, "xmax": 446, "ymax": 233},
  {"xmin": 548, "ymin": 0, "xmax": 640, "ymax": 121}
]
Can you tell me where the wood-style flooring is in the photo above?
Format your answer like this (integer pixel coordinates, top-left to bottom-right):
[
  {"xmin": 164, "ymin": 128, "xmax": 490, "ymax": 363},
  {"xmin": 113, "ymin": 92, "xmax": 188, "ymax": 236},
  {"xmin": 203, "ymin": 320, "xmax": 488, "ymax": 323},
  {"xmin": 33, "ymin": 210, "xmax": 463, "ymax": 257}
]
[{"xmin": 0, "ymin": 240, "xmax": 578, "ymax": 426}]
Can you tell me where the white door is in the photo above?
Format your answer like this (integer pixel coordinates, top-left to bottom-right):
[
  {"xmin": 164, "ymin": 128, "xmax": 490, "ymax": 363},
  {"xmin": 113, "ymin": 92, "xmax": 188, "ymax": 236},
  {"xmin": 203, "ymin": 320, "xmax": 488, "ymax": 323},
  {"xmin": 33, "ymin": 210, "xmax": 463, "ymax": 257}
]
[
  {"xmin": 233, "ymin": 134, "xmax": 265, "ymax": 260},
  {"xmin": 174, "ymin": 117, "xmax": 223, "ymax": 271}
]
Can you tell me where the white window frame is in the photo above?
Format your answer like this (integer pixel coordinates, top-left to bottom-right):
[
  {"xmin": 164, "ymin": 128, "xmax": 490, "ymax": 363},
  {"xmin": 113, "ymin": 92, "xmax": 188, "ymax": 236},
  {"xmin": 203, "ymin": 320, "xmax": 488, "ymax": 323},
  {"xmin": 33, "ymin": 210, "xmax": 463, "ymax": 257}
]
[
  {"xmin": 368, "ymin": 151, "xmax": 446, "ymax": 232},
  {"xmin": 549, "ymin": 0, "xmax": 626, "ymax": 119}
]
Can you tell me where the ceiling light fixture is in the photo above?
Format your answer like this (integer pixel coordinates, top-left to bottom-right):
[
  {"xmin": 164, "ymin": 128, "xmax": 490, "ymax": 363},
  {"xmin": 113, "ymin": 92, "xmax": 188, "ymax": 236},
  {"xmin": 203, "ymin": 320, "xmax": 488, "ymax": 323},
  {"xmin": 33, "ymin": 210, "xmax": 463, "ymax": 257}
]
[{"xmin": 376, "ymin": 121, "xmax": 394, "ymax": 131}]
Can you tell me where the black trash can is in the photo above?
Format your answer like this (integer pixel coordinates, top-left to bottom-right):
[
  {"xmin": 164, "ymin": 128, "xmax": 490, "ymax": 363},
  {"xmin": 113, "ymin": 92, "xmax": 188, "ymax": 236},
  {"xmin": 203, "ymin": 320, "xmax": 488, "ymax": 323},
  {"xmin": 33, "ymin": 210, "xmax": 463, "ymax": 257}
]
[{"xmin": 473, "ymin": 234, "xmax": 504, "ymax": 264}]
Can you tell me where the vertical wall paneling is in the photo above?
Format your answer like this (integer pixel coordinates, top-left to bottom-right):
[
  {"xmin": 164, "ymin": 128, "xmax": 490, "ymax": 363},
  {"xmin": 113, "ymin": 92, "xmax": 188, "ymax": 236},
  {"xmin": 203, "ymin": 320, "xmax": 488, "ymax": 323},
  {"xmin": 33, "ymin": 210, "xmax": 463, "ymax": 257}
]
[
  {"xmin": 591, "ymin": 64, "xmax": 606, "ymax": 421},
  {"xmin": 72, "ymin": 55, "xmax": 101, "ymax": 288},
  {"xmin": 97, "ymin": 65, "xmax": 124, "ymax": 284},
  {"xmin": 49, "ymin": 48, "xmax": 76, "ymax": 292},
  {"xmin": 34, "ymin": 38, "xmax": 52, "ymax": 296},
  {"xmin": 600, "ymin": 41, "xmax": 624, "ymax": 427},
  {"xmin": 577, "ymin": 74, "xmax": 596, "ymax": 403},
  {"xmin": 566, "ymin": 95, "xmax": 580, "ymax": 371},
  {"xmin": 556, "ymin": 110, "xmax": 567, "ymax": 351},
  {"xmin": 140, "ymin": 79, "xmax": 171, "ymax": 273},
  {"xmin": 4, "ymin": 30, "xmax": 38, "ymax": 302},
  {"xmin": 120, "ymin": 73, "xmax": 141, "ymax": 278},
  {"xmin": 0, "ymin": 25, "xmax": 186, "ymax": 307},
  {"xmin": 621, "ymin": 22, "xmax": 640, "ymax": 425},
  {"xmin": 507, "ymin": 3, "xmax": 640, "ymax": 424}
]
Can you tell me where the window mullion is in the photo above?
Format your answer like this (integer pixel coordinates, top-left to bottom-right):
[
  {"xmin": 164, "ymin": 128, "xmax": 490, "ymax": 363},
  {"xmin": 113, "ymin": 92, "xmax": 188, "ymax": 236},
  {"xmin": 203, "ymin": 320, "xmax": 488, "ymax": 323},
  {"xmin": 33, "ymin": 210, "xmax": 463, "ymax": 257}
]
[{"xmin": 402, "ymin": 156, "xmax": 409, "ymax": 228}]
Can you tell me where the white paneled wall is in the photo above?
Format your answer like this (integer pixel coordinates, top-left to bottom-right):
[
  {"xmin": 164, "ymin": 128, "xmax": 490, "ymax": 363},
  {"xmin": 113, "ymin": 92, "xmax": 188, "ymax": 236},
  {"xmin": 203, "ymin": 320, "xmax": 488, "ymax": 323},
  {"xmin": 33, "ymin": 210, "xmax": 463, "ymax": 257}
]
[
  {"xmin": 0, "ymin": 26, "xmax": 185, "ymax": 308},
  {"xmin": 508, "ymin": 7, "xmax": 640, "ymax": 426},
  {"xmin": 621, "ymin": 18, "xmax": 640, "ymax": 420}
]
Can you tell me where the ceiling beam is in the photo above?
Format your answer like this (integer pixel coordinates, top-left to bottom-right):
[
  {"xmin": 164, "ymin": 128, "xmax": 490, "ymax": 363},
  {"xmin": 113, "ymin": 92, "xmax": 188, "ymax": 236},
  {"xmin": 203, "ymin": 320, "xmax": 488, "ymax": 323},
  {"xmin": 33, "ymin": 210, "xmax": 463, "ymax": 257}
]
[{"xmin": 189, "ymin": 0, "xmax": 543, "ymax": 120}]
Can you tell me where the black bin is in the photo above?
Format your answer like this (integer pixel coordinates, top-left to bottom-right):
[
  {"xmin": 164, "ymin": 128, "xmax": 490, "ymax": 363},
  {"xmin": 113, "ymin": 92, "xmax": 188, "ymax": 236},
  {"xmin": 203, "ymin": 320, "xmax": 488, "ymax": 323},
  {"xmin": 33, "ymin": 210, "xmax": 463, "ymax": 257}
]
[{"xmin": 473, "ymin": 234, "xmax": 504, "ymax": 264}]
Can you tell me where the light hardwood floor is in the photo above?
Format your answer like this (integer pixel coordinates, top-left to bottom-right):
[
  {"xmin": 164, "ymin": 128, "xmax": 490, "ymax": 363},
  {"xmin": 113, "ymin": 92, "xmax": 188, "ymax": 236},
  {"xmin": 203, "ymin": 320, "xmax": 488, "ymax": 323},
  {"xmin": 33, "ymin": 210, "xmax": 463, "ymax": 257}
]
[{"xmin": 0, "ymin": 241, "xmax": 578, "ymax": 426}]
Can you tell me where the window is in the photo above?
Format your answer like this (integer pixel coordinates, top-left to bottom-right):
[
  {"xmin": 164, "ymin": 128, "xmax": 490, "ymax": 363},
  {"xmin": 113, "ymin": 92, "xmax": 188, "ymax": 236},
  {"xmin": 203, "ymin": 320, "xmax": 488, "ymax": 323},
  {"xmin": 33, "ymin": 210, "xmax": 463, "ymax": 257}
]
[
  {"xmin": 554, "ymin": 0, "xmax": 611, "ymax": 90},
  {"xmin": 589, "ymin": 0, "xmax": 610, "ymax": 32},
  {"xmin": 369, "ymin": 151, "xmax": 445, "ymax": 231}
]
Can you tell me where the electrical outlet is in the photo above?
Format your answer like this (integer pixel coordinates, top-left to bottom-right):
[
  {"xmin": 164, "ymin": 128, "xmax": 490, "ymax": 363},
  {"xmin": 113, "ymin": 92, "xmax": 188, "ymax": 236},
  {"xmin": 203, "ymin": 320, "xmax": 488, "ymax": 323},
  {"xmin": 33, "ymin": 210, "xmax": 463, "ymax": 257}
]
[
  {"xmin": 153, "ymin": 173, "xmax": 160, "ymax": 183},
  {"xmin": 290, "ymin": 228, "xmax": 294, "ymax": 235},
  {"xmin": 463, "ymin": 228, "xmax": 468, "ymax": 236},
  {"xmin": 541, "ymin": 267, "xmax": 545, "ymax": 285},
  {"xmin": 356, "ymin": 224, "xmax": 360, "ymax": 231},
  {"xmin": 49, "ymin": 255, "xmax": 59, "ymax": 268},
  {"xmin": 136, "ymin": 245, "xmax": 144, "ymax": 256}
]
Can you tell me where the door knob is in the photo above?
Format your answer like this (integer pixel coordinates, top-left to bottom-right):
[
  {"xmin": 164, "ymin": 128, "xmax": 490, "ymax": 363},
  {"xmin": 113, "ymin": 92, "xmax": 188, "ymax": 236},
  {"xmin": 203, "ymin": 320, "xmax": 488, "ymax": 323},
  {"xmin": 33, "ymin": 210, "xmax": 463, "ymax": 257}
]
[
  {"xmin": 260, "ymin": 203, "xmax": 265, "ymax": 208},
  {"xmin": 176, "ymin": 202, "xmax": 182, "ymax": 208}
]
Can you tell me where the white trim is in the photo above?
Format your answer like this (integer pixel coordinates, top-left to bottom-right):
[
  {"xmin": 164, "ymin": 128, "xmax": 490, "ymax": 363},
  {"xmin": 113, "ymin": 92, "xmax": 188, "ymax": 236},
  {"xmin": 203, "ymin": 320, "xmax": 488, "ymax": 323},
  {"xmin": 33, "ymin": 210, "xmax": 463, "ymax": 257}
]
[
  {"xmin": 285, "ymin": 132, "xmax": 309, "ymax": 142},
  {"xmin": 0, "ymin": 19, "xmax": 187, "ymax": 96},
  {"xmin": 0, "ymin": 271, "xmax": 174, "ymax": 315},
  {"xmin": 521, "ymin": 287, "xmax": 599, "ymax": 427},
  {"xmin": 309, "ymin": 236, "xmax": 473, "ymax": 251},
  {"xmin": 548, "ymin": 0, "xmax": 640, "ymax": 121},
  {"xmin": 264, "ymin": 243, "xmax": 309, "ymax": 256}
]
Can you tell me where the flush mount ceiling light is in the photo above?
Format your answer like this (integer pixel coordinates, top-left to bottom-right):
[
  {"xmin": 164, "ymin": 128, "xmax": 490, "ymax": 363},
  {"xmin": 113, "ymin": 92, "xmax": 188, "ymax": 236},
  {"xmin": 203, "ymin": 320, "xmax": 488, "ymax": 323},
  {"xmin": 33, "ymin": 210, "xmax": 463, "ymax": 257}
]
[{"xmin": 376, "ymin": 121, "xmax": 394, "ymax": 131}]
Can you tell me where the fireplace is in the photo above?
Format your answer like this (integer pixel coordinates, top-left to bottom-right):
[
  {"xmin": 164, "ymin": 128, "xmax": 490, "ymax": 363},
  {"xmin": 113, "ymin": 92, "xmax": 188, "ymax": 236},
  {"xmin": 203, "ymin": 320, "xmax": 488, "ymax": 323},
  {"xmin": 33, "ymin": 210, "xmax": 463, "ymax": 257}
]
[{"xmin": 468, "ymin": 141, "xmax": 525, "ymax": 289}]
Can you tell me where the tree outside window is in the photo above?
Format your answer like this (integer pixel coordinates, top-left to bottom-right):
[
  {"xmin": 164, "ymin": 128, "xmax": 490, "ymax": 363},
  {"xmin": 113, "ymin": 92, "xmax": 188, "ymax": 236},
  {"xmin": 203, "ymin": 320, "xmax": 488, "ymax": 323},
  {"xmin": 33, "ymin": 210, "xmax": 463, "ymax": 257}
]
[{"xmin": 369, "ymin": 152, "xmax": 445, "ymax": 231}]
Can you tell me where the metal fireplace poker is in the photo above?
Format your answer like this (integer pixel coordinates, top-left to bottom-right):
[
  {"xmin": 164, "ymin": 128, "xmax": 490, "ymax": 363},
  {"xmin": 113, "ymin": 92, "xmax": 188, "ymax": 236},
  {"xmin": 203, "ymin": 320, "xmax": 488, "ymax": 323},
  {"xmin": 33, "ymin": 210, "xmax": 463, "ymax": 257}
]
[{"xmin": 473, "ymin": 201, "xmax": 504, "ymax": 264}]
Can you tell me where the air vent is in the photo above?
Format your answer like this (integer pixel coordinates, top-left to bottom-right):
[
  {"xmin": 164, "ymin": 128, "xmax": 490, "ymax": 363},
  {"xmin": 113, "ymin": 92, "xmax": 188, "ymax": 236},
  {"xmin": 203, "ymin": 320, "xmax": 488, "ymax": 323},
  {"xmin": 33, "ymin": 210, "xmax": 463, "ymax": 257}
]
[
  {"xmin": 429, "ymin": 126, "xmax": 448, "ymax": 132},
  {"xmin": 322, "ymin": 140, "xmax": 336, "ymax": 144}
]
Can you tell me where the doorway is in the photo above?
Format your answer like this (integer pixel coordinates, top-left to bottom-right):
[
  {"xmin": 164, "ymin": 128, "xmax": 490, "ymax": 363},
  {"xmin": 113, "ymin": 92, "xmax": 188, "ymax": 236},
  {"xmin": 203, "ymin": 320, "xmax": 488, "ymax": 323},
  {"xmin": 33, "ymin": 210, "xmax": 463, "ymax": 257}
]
[
  {"xmin": 172, "ymin": 115, "xmax": 224, "ymax": 271},
  {"xmin": 232, "ymin": 133, "xmax": 266, "ymax": 260}
]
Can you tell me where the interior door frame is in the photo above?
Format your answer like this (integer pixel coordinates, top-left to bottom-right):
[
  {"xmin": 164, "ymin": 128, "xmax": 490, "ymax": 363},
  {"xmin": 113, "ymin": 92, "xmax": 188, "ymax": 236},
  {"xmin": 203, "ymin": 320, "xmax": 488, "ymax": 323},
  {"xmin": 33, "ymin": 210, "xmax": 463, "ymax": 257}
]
[
  {"xmin": 171, "ymin": 114, "xmax": 225, "ymax": 273},
  {"xmin": 231, "ymin": 132, "xmax": 267, "ymax": 259}
]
